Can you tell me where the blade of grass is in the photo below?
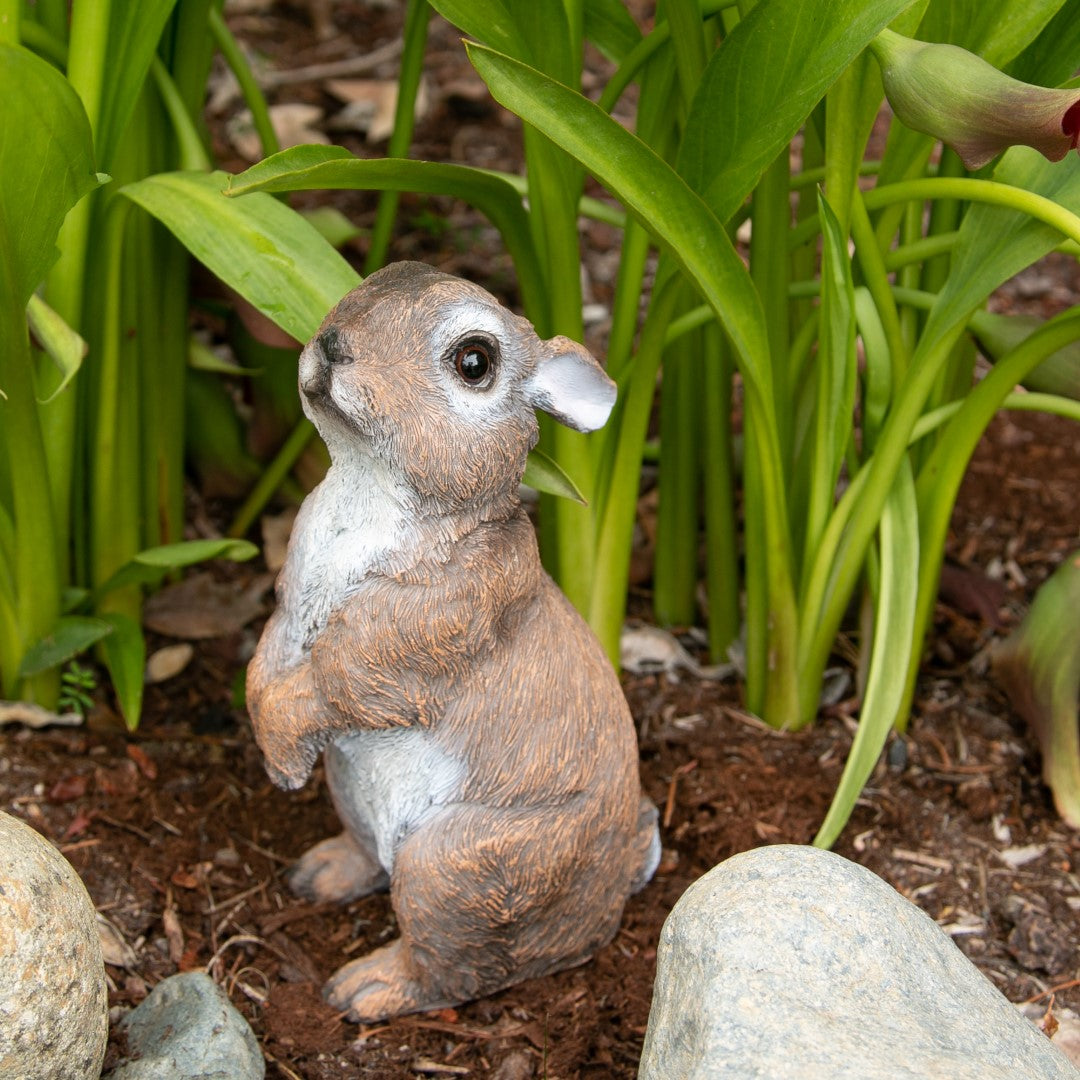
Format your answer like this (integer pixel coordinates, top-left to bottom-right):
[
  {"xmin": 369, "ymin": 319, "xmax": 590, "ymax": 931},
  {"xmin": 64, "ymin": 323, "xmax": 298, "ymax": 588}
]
[{"xmin": 813, "ymin": 457, "xmax": 918, "ymax": 847}]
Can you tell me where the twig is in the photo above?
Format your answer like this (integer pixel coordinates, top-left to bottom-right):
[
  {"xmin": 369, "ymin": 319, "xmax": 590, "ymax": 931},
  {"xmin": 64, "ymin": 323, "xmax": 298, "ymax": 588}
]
[
  {"xmin": 232, "ymin": 831, "xmax": 292, "ymax": 865},
  {"xmin": 260, "ymin": 38, "xmax": 404, "ymax": 88},
  {"xmin": 96, "ymin": 813, "xmax": 154, "ymax": 843},
  {"xmin": 1022, "ymin": 978, "xmax": 1080, "ymax": 1004},
  {"xmin": 263, "ymin": 1046, "xmax": 304, "ymax": 1080},
  {"xmin": 663, "ymin": 760, "xmax": 698, "ymax": 829},
  {"xmin": 204, "ymin": 877, "xmax": 271, "ymax": 915}
]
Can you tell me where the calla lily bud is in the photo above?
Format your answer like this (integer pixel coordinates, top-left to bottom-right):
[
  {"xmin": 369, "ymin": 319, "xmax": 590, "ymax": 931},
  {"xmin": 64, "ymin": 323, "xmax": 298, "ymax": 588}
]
[{"xmin": 870, "ymin": 28, "xmax": 1080, "ymax": 170}]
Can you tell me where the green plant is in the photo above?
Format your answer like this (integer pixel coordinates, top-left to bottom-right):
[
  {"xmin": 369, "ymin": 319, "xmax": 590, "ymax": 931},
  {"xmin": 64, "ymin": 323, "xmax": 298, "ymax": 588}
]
[
  {"xmin": 2, "ymin": 3, "xmax": 268, "ymax": 724},
  {"xmin": 177, "ymin": 0, "xmax": 1079, "ymax": 841},
  {"xmin": 14, "ymin": 0, "xmax": 1079, "ymax": 844},
  {"xmin": 993, "ymin": 552, "xmax": 1080, "ymax": 829},
  {"xmin": 58, "ymin": 661, "xmax": 97, "ymax": 717}
]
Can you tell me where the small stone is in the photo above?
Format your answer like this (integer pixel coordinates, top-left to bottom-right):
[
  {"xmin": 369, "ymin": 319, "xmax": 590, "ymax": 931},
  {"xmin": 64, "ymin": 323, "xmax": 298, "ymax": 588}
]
[
  {"xmin": 145, "ymin": 643, "xmax": 195, "ymax": 684},
  {"xmin": 106, "ymin": 971, "xmax": 264, "ymax": 1080},
  {"xmin": 0, "ymin": 810, "xmax": 108, "ymax": 1079},
  {"xmin": 639, "ymin": 845, "xmax": 1080, "ymax": 1080}
]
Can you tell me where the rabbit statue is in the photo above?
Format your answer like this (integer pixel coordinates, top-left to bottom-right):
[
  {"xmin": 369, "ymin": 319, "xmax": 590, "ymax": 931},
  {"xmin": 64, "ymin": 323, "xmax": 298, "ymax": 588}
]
[{"xmin": 247, "ymin": 262, "xmax": 660, "ymax": 1021}]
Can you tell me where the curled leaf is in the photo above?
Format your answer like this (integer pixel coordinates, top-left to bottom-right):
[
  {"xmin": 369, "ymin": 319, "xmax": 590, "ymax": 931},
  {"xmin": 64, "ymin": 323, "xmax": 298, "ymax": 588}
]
[{"xmin": 992, "ymin": 552, "xmax": 1080, "ymax": 828}]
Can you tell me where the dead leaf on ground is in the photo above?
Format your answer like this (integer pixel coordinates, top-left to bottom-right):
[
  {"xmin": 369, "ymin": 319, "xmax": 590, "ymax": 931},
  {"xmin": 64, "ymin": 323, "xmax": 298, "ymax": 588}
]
[
  {"xmin": 228, "ymin": 102, "xmax": 329, "ymax": 161},
  {"xmin": 0, "ymin": 700, "xmax": 82, "ymax": 729},
  {"xmin": 98, "ymin": 913, "xmax": 138, "ymax": 969},
  {"xmin": 143, "ymin": 572, "xmax": 272, "ymax": 639},
  {"xmin": 262, "ymin": 508, "xmax": 298, "ymax": 573},
  {"xmin": 325, "ymin": 77, "xmax": 429, "ymax": 142}
]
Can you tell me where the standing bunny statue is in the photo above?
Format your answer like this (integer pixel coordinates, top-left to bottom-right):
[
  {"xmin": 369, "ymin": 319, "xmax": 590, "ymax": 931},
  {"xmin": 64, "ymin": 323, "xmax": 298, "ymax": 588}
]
[{"xmin": 247, "ymin": 262, "xmax": 660, "ymax": 1022}]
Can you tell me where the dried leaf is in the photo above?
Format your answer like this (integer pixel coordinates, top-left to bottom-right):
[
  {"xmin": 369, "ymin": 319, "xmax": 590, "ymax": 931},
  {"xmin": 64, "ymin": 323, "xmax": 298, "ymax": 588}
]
[
  {"xmin": 620, "ymin": 624, "xmax": 735, "ymax": 681},
  {"xmin": 48, "ymin": 773, "xmax": 89, "ymax": 803},
  {"xmin": 163, "ymin": 903, "xmax": 185, "ymax": 964},
  {"xmin": 325, "ymin": 77, "xmax": 428, "ymax": 142},
  {"xmin": 228, "ymin": 102, "xmax": 329, "ymax": 161},
  {"xmin": 98, "ymin": 914, "xmax": 138, "ymax": 969},
  {"xmin": 0, "ymin": 700, "xmax": 82, "ymax": 728},
  {"xmin": 143, "ymin": 572, "xmax": 272, "ymax": 639},
  {"xmin": 997, "ymin": 844, "xmax": 1047, "ymax": 869},
  {"xmin": 126, "ymin": 743, "xmax": 159, "ymax": 780},
  {"xmin": 261, "ymin": 508, "xmax": 298, "ymax": 573}
]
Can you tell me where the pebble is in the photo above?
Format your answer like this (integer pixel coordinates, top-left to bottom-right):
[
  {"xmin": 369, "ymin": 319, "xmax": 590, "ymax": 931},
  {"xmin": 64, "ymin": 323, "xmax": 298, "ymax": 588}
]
[
  {"xmin": 639, "ymin": 844, "xmax": 1080, "ymax": 1080},
  {"xmin": 105, "ymin": 971, "xmax": 264, "ymax": 1080},
  {"xmin": 0, "ymin": 809, "xmax": 108, "ymax": 1079}
]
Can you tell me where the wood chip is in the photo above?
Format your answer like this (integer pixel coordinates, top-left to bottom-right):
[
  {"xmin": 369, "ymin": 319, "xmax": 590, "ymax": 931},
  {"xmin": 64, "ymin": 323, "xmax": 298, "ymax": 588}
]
[{"xmin": 411, "ymin": 1061, "xmax": 470, "ymax": 1076}]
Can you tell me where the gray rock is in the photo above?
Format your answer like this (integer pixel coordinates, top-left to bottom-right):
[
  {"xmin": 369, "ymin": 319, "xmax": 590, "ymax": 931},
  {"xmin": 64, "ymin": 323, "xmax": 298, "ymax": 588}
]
[
  {"xmin": 0, "ymin": 809, "xmax": 108, "ymax": 1080},
  {"xmin": 107, "ymin": 971, "xmax": 264, "ymax": 1080},
  {"xmin": 640, "ymin": 845, "xmax": 1080, "ymax": 1080}
]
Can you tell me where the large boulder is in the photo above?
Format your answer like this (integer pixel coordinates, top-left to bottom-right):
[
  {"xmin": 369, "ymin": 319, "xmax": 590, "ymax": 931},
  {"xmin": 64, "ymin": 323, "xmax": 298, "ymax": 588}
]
[
  {"xmin": 0, "ymin": 809, "xmax": 108, "ymax": 1079},
  {"xmin": 640, "ymin": 844, "xmax": 1080, "ymax": 1080}
]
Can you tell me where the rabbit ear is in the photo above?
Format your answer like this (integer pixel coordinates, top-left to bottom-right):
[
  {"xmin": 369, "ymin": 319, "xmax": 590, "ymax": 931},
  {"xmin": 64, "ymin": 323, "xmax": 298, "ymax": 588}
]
[{"xmin": 522, "ymin": 336, "xmax": 616, "ymax": 432}]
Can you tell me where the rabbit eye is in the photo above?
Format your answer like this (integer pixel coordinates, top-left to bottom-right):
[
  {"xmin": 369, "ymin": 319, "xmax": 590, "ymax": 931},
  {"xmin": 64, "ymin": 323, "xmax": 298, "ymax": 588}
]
[{"xmin": 453, "ymin": 340, "xmax": 493, "ymax": 385}]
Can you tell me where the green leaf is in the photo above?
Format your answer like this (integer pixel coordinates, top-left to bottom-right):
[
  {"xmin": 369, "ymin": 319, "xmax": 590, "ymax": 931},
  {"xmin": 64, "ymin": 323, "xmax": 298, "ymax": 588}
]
[
  {"xmin": 583, "ymin": 0, "xmax": 644, "ymax": 64},
  {"xmin": 1007, "ymin": 0, "xmax": 1080, "ymax": 86},
  {"xmin": 96, "ymin": 538, "xmax": 259, "ymax": 596},
  {"xmin": 188, "ymin": 339, "xmax": 261, "ymax": 376},
  {"xmin": 26, "ymin": 293, "xmax": 88, "ymax": 403},
  {"xmin": 300, "ymin": 205, "xmax": 363, "ymax": 249},
  {"xmin": 427, "ymin": 0, "xmax": 528, "ymax": 59},
  {"xmin": 992, "ymin": 551, "xmax": 1080, "ymax": 828},
  {"xmin": 802, "ymin": 193, "xmax": 858, "ymax": 581},
  {"xmin": 227, "ymin": 147, "xmax": 543, "ymax": 315},
  {"xmin": 916, "ymin": 0, "xmax": 1064, "ymax": 68},
  {"xmin": 814, "ymin": 459, "xmax": 919, "ymax": 848},
  {"xmin": 99, "ymin": 612, "xmax": 145, "ymax": 731},
  {"xmin": 970, "ymin": 309, "xmax": 1080, "ymax": 400},
  {"xmin": 74, "ymin": 0, "xmax": 178, "ymax": 171},
  {"xmin": 18, "ymin": 615, "xmax": 115, "ymax": 678},
  {"xmin": 0, "ymin": 43, "xmax": 102, "ymax": 311},
  {"xmin": 523, "ymin": 448, "xmax": 588, "ymax": 504},
  {"xmin": 678, "ymin": 0, "xmax": 918, "ymax": 221},
  {"xmin": 464, "ymin": 44, "xmax": 771, "ymax": 401},
  {"xmin": 121, "ymin": 170, "xmax": 360, "ymax": 344}
]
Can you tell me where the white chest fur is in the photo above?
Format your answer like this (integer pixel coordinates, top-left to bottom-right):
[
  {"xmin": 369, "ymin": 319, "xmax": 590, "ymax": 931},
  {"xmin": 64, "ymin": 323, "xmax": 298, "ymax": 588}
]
[
  {"xmin": 276, "ymin": 454, "xmax": 417, "ymax": 664},
  {"xmin": 325, "ymin": 728, "xmax": 466, "ymax": 872}
]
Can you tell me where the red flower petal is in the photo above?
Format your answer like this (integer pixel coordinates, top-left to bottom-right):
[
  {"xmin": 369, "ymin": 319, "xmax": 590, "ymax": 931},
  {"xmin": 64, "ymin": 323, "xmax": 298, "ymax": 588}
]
[{"xmin": 1063, "ymin": 99, "xmax": 1080, "ymax": 150}]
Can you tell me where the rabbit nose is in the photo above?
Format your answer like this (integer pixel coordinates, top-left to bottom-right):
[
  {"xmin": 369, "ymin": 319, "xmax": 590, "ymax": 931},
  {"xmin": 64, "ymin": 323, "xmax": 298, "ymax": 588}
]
[{"xmin": 319, "ymin": 326, "xmax": 353, "ymax": 366}]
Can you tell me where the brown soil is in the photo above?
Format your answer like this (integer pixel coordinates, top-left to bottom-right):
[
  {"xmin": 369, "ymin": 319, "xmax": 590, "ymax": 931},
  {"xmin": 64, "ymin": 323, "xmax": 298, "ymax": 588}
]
[{"xmin": 3, "ymin": 5, "xmax": 1080, "ymax": 1078}]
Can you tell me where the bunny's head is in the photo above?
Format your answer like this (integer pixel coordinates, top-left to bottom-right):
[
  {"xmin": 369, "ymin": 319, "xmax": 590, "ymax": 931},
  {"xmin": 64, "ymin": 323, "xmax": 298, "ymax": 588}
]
[{"xmin": 299, "ymin": 263, "xmax": 615, "ymax": 509}]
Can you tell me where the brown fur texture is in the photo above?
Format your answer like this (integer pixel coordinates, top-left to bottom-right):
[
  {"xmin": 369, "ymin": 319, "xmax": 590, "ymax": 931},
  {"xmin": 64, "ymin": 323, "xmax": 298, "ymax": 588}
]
[{"xmin": 247, "ymin": 263, "xmax": 659, "ymax": 1021}]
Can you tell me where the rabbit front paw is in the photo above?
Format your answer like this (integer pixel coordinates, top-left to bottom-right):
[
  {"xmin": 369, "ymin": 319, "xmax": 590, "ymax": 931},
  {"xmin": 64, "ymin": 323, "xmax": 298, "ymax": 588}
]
[{"xmin": 289, "ymin": 832, "xmax": 388, "ymax": 903}]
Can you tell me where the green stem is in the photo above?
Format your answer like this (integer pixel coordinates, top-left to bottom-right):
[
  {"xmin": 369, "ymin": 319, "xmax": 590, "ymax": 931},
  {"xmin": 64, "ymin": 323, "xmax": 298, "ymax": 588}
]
[
  {"xmin": 0, "ymin": 319, "xmax": 60, "ymax": 700},
  {"xmin": 365, "ymin": 0, "xmax": 431, "ymax": 273},
  {"xmin": 850, "ymin": 187, "xmax": 907, "ymax": 389},
  {"xmin": 792, "ymin": 177, "xmax": 1080, "ymax": 250},
  {"xmin": 653, "ymin": 295, "xmax": 703, "ymax": 627},
  {"xmin": 796, "ymin": 319, "xmax": 967, "ymax": 724},
  {"xmin": 208, "ymin": 5, "xmax": 278, "ymax": 162},
  {"xmin": 700, "ymin": 323, "xmax": 739, "ymax": 659},
  {"xmin": 228, "ymin": 418, "xmax": 317, "ymax": 538},
  {"xmin": 589, "ymin": 277, "xmax": 681, "ymax": 662}
]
